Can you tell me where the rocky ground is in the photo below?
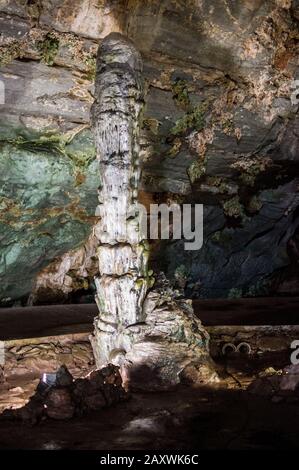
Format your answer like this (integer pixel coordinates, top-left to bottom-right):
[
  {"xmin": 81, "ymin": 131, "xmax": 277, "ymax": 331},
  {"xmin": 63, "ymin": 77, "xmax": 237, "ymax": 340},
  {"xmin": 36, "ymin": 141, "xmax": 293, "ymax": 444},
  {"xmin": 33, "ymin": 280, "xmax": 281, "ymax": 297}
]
[{"xmin": 1, "ymin": 299, "xmax": 299, "ymax": 415}]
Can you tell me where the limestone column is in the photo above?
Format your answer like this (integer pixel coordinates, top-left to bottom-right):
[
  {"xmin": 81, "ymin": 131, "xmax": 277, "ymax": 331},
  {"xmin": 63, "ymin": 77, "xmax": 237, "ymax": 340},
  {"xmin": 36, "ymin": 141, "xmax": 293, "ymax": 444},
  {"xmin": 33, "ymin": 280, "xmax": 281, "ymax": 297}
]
[{"xmin": 91, "ymin": 33, "xmax": 150, "ymax": 367}]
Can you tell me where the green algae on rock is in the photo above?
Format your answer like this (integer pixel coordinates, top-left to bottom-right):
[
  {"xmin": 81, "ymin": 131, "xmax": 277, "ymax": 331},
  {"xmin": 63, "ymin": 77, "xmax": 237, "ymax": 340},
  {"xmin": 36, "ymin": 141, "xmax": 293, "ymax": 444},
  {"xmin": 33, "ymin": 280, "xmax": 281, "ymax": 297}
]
[{"xmin": 0, "ymin": 126, "xmax": 100, "ymax": 304}]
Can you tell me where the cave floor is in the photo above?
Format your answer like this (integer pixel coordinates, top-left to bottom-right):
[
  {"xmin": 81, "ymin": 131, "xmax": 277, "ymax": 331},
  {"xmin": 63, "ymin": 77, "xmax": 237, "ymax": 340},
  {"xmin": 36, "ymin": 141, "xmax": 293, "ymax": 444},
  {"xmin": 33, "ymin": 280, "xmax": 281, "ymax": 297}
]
[
  {"xmin": 0, "ymin": 384, "xmax": 298, "ymax": 450},
  {"xmin": 1, "ymin": 299, "xmax": 299, "ymax": 450}
]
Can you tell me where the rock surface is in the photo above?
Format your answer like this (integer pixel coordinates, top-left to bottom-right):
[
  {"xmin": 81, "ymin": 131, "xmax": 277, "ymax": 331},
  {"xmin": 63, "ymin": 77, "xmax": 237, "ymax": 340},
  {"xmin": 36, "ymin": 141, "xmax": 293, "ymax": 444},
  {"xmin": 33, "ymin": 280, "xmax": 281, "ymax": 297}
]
[
  {"xmin": 120, "ymin": 279, "xmax": 219, "ymax": 390},
  {"xmin": 248, "ymin": 364, "xmax": 299, "ymax": 402},
  {"xmin": 91, "ymin": 32, "xmax": 150, "ymax": 369},
  {"xmin": 91, "ymin": 34, "xmax": 218, "ymax": 389},
  {"xmin": 3, "ymin": 364, "xmax": 127, "ymax": 423},
  {"xmin": 0, "ymin": 0, "xmax": 298, "ymax": 301},
  {"xmin": 2, "ymin": 334, "xmax": 94, "ymax": 388}
]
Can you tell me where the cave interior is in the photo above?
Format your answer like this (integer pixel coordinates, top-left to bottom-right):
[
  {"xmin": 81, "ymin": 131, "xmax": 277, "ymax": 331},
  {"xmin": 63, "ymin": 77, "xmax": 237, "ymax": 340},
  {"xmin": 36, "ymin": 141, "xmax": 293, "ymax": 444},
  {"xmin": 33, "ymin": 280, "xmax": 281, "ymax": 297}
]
[{"xmin": 0, "ymin": 0, "xmax": 299, "ymax": 453}]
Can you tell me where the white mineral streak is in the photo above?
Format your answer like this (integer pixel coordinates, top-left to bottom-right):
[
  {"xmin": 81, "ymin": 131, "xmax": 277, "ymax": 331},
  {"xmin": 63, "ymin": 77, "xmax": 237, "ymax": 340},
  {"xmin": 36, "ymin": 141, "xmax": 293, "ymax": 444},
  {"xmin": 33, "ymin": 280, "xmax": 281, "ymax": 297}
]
[{"xmin": 91, "ymin": 33, "xmax": 218, "ymax": 390}]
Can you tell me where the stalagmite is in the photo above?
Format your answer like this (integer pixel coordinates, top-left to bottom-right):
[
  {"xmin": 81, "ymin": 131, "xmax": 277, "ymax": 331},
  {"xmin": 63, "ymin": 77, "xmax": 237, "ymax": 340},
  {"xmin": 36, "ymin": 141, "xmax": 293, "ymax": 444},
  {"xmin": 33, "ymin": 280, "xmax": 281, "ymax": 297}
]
[
  {"xmin": 91, "ymin": 33, "xmax": 149, "ymax": 368},
  {"xmin": 91, "ymin": 33, "xmax": 218, "ymax": 390}
]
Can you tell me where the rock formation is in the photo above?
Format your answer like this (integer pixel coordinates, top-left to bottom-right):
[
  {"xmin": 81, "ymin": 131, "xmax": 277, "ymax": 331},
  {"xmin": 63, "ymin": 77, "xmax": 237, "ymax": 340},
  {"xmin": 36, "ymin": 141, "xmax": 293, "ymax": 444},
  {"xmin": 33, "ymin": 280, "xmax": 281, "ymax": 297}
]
[
  {"xmin": 91, "ymin": 33, "xmax": 217, "ymax": 390},
  {"xmin": 2, "ymin": 364, "xmax": 127, "ymax": 424},
  {"xmin": 0, "ymin": 1, "xmax": 298, "ymax": 303}
]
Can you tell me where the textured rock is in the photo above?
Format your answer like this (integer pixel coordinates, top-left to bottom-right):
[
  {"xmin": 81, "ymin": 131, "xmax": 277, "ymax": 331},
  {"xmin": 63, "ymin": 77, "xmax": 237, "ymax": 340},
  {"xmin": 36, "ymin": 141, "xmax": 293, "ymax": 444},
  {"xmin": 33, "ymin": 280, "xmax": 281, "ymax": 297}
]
[
  {"xmin": 39, "ymin": 0, "xmax": 126, "ymax": 39},
  {"xmin": 2, "ymin": 334, "xmax": 95, "ymax": 386},
  {"xmin": 162, "ymin": 181, "xmax": 299, "ymax": 298},
  {"xmin": 280, "ymin": 364, "xmax": 299, "ymax": 391},
  {"xmin": 55, "ymin": 364, "xmax": 74, "ymax": 387},
  {"xmin": 128, "ymin": 0, "xmax": 299, "ymax": 298},
  {"xmin": 91, "ymin": 34, "xmax": 217, "ymax": 389},
  {"xmin": 248, "ymin": 364, "xmax": 299, "ymax": 401},
  {"xmin": 0, "ymin": 126, "xmax": 100, "ymax": 304},
  {"xmin": 208, "ymin": 325, "xmax": 299, "ymax": 358},
  {"xmin": 121, "ymin": 280, "xmax": 219, "ymax": 390},
  {"xmin": 292, "ymin": 0, "xmax": 299, "ymax": 20},
  {"xmin": 45, "ymin": 387, "xmax": 75, "ymax": 420},
  {"xmin": 1, "ymin": 60, "xmax": 91, "ymax": 125},
  {"xmin": 5, "ymin": 364, "xmax": 128, "ymax": 422},
  {"xmin": 29, "ymin": 234, "xmax": 98, "ymax": 304},
  {"xmin": 0, "ymin": 0, "xmax": 298, "ymax": 301}
]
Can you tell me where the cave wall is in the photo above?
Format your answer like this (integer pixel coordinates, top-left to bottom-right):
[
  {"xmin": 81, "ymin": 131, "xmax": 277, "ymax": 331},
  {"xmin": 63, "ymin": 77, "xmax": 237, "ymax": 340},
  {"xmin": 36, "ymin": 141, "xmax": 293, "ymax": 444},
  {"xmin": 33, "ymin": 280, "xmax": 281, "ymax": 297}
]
[{"xmin": 0, "ymin": 0, "xmax": 298, "ymax": 304}]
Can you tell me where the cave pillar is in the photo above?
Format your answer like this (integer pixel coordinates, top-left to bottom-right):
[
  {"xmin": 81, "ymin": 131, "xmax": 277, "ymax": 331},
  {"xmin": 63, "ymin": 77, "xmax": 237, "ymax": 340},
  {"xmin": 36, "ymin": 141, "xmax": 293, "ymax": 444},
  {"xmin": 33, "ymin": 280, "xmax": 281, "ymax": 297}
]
[
  {"xmin": 91, "ymin": 33, "xmax": 149, "ymax": 367},
  {"xmin": 91, "ymin": 33, "xmax": 218, "ymax": 390}
]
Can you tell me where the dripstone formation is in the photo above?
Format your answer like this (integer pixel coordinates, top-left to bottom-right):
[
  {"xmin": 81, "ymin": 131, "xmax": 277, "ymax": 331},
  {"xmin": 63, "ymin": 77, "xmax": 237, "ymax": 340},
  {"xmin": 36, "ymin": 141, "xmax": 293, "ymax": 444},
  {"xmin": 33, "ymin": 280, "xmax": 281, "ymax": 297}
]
[
  {"xmin": 2, "ymin": 365, "xmax": 127, "ymax": 424},
  {"xmin": 91, "ymin": 33, "xmax": 218, "ymax": 390}
]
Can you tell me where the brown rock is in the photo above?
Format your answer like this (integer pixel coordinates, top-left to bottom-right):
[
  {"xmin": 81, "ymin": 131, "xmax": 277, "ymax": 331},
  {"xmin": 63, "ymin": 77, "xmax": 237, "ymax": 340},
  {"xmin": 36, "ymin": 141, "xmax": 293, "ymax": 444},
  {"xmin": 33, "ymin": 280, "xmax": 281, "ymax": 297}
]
[
  {"xmin": 45, "ymin": 388, "xmax": 74, "ymax": 420},
  {"xmin": 280, "ymin": 365, "xmax": 299, "ymax": 392},
  {"xmin": 72, "ymin": 377, "xmax": 95, "ymax": 412},
  {"xmin": 84, "ymin": 392, "xmax": 106, "ymax": 411},
  {"xmin": 102, "ymin": 383, "xmax": 127, "ymax": 406},
  {"xmin": 180, "ymin": 363, "xmax": 220, "ymax": 387},
  {"xmin": 72, "ymin": 366, "xmax": 127, "ymax": 412},
  {"xmin": 88, "ymin": 369, "xmax": 105, "ymax": 389},
  {"xmin": 17, "ymin": 396, "xmax": 45, "ymax": 424},
  {"xmin": 100, "ymin": 364, "xmax": 123, "ymax": 386},
  {"xmin": 55, "ymin": 365, "xmax": 73, "ymax": 387}
]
